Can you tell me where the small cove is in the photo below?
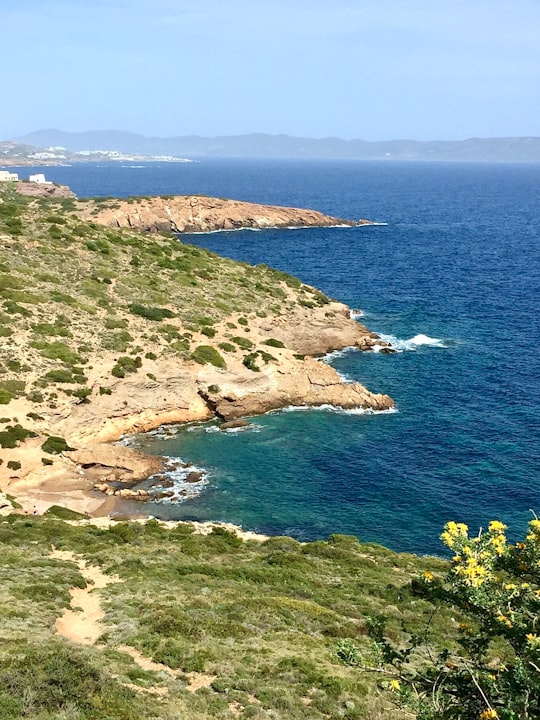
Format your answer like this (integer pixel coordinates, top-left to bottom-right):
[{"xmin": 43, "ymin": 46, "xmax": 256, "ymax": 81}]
[{"xmin": 17, "ymin": 159, "xmax": 540, "ymax": 554}]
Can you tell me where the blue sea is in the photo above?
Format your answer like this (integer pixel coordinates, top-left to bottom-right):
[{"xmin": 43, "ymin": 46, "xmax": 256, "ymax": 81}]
[{"xmin": 17, "ymin": 160, "xmax": 540, "ymax": 554}]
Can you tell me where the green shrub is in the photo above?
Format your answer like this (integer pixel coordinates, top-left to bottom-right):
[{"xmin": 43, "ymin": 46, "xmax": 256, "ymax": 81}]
[
  {"xmin": 104, "ymin": 317, "xmax": 128, "ymax": 330},
  {"xmin": 6, "ymin": 460, "xmax": 21, "ymax": 471},
  {"xmin": 231, "ymin": 336, "xmax": 254, "ymax": 350},
  {"xmin": 42, "ymin": 369, "xmax": 87, "ymax": 384},
  {"xmin": 243, "ymin": 353, "xmax": 260, "ymax": 372},
  {"xmin": 99, "ymin": 386, "xmax": 112, "ymax": 395},
  {"xmin": 263, "ymin": 338, "xmax": 286, "ymax": 348},
  {"xmin": 237, "ymin": 317, "xmax": 248, "ymax": 326},
  {"xmin": 30, "ymin": 340, "xmax": 84, "ymax": 365},
  {"xmin": 27, "ymin": 390, "xmax": 44, "ymax": 403},
  {"xmin": 45, "ymin": 214, "xmax": 67, "ymax": 225},
  {"xmin": 41, "ymin": 436, "xmax": 74, "ymax": 454},
  {"xmin": 0, "ymin": 380, "xmax": 25, "ymax": 398},
  {"xmin": 0, "ymin": 388, "xmax": 14, "ymax": 404},
  {"xmin": 44, "ymin": 505, "xmax": 87, "ymax": 519},
  {"xmin": 218, "ymin": 342, "xmax": 237, "ymax": 353},
  {"xmin": 367, "ymin": 520, "xmax": 540, "ymax": 720},
  {"xmin": 201, "ymin": 326, "xmax": 216, "ymax": 338},
  {"xmin": 101, "ymin": 330, "xmax": 134, "ymax": 352},
  {"xmin": 72, "ymin": 387, "xmax": 92, "ymax": 403},
  {"xmin": 128, "ymin": 303, "xmax": 175, "ymax": 321},
  {"xmin": 111, "ymin": 355, "xmax": 142, "ymax": 378},
  {"xmin": 144, "ymin": 352, "xmax": 158, "ymax": 360},
  {"xmin": 0, "ymin": 424, "xmax": 37, "ymax": 449},
  {"xmin": 41, "ymin": 457, "xmax": 53, "ymax": 466},
  {"xmin": 31, "ymin": 322, "xmax": 71, "ymax": 337},
  {"xmin": 169, "ymin": 339, "xmax": 190, "ymax": 353},
  {"xmin": 191, "ymin": 345, "xmax": 226, "ymax": 369}
]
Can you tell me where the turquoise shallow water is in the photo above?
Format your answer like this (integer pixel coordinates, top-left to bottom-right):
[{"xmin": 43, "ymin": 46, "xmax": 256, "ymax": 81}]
[{"xmin": 15, "ymin": 160, "xmax": 540, "ymax": 554}]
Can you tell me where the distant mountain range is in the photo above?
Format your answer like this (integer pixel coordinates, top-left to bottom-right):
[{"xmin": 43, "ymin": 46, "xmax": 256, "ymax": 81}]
[{"xmin": 10, "ymin": 129, "xmax": 540, "ymax": 163}]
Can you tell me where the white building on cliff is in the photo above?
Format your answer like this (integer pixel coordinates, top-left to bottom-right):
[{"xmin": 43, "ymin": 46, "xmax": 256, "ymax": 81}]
[
  {"xmin": 29, "ymin": 173, "xmax": 52, "ymax": 184},
  {"xmin": 0, "ymin": 170, "xmax": 19, "ymax": 182}
]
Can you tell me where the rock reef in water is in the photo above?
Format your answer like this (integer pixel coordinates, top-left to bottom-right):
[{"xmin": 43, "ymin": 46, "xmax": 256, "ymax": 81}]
[{"xmin": 76, "ymin": 194, "xmax": 372, "ymax": 234}]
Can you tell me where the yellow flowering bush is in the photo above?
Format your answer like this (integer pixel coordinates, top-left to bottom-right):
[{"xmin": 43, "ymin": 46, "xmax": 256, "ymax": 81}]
[{"xmin": 362, "ymin": 519, "xmax": 540, "ymax": 720}]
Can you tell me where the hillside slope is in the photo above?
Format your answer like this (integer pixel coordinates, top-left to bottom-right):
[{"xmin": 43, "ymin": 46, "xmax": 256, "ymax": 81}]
[{"xmin": 0, "ymin": 183, "xmax": 392, "ymax": 515}]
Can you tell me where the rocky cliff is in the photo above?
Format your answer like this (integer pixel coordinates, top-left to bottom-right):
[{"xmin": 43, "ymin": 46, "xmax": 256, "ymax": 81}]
[{"xmin": 76, "ymin": 194, "xmax": 371, "ymax": 234}]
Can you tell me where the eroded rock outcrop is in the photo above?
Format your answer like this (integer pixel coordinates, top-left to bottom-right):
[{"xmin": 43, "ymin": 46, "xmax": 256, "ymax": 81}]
[
  {"xmin": 15, "ymin": 181, "xmax": 76, "ymax": 198},
  {"xmin": 77, "ymin": 195, "xmax": 371, "ymax": 234}
]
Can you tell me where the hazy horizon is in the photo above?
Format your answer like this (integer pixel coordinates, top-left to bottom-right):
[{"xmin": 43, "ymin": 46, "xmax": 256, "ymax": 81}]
[
  {"xmin": 2, "ymin": 1, "xmax": 539, "ymax": 143},
  {"xmin": 10, "ymin": 128, "xmax": 540, "ymax": 143}
]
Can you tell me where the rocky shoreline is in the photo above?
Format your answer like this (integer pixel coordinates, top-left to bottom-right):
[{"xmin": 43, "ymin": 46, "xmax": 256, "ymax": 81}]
[
  {"xmin": 75, "ymin": 194, "xmax": 373, "ymax": 234},
  {"xmin": 1, "ymin": 301, "xmax": 393, "ymax": 518},
  {"xmin": 0, "ymin": 182, "xmax": 393, "ymax": 519}
]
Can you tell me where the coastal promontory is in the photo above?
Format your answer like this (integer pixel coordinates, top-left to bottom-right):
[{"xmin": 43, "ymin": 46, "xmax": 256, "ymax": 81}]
[
  {"xmin": 75, "ymin": 193, "xmax": 372, "ymax": 234},
  {"xmin": 0, "ymin": 182, "xmax": 391, "ymax": 516}
]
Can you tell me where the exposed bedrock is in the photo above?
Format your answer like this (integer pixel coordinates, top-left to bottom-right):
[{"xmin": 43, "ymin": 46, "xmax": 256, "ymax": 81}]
[{"xmin": 77, "ymin": 194, "xmax": 372, "ymax": 234}]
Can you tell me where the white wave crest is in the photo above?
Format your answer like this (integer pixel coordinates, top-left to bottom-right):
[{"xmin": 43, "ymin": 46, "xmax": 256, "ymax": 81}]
[
  {"xmin": 148, "ymin": 458, "xmax": 210, "ymax": 503},
  {"xmin": 280, "ymin": 404, "xmax": 397, "ymax": 416},
  {"xmin": 205, "ymin": 423, "xmax": 262, "ymax": 434},
  {"xmin": 377, "ymin": 333, "xmax": 449, "ymax": 352}
]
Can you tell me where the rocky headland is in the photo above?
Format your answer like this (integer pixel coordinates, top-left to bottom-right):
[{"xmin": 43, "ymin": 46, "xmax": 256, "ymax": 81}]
[
  {"xmin": 75, "ymin": 194, "xmax": 372, "ymax": 234},
  {"xmin": 0, "ymin": 182, "xmax": 392, "ymax": 517}
]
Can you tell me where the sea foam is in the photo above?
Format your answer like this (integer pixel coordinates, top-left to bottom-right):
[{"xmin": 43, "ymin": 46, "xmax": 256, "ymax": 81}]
[{"xmin": 377, "ymin": 333, "xmax": 449, "ymax": 352}]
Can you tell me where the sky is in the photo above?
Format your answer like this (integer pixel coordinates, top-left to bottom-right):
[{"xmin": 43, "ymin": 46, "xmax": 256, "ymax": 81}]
[{"xmin": 2, "ymin": 0, "xmax": 539, "ymax": 141}]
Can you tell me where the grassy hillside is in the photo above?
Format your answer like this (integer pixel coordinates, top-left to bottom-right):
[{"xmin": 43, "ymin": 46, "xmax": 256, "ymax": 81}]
[
  {"xmin": 0, "ymin": 183, "xmax": 330, "ymax": 411},
  {"xmin": 0, "ymin": 513, "xmax": 452, "ymax": 719},
  {"xmin": 0, "ymin": 184, "xmax": 452, "ymax": 720}
]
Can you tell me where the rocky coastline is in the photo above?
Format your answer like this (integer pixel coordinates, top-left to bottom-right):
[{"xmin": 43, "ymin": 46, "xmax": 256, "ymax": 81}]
[
  {"xmin": 0, "ymin": 182, "xmax": 392, "ymax": 519},
  {"xmin": 1, "ymin": 301, "xmax": 393, "ymax": 518},
  {"xmin": 75, "ymin": 194, "xmax": 373, "ymax": 234}
]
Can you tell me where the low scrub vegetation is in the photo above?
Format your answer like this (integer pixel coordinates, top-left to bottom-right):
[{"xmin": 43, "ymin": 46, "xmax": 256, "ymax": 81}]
[
  {"xmin": 191, "ymin": 345, "xmax": 226, "ymax": 369},
  {"xmin": 0, "ymin": 515, "xmax": 450, "ymax": 720}
]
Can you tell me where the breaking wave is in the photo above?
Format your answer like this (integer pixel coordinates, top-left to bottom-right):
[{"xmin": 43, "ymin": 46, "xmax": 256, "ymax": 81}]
[
  {"xmin": 147, "ymin": 458, "xmax": 210, "ymax": 503},
  {"xmin": 376, "ymin": 333, "xmax": 450, "ymax": 352}
]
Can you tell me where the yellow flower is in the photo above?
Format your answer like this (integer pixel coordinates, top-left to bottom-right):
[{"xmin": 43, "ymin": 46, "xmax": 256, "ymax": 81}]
[
  {"xmin": 423, "ymin": 571, "xmax": 434, "ymax": 582},
  {"xmin": 490, "ymin": 534, "xmax": 506, "ymax": 555},
  {"xmin": 526, "ymin": 633, "xmax": 539, "ymax": 645},
  {"xmin": 496, "ymin": 614, "xmax": 512, "ymax": 628},
  {"xmin": 441, "ymin": 521, "xmax": 469, "ymax": 547},
  {"xmin": 529, "ymin": 519, "xmax": 540, "ymax": 531},
  {"xmin": 389, "ymin": 679, "xmax": 401, "ymax": 691},
  {"xmin": 488, "ymin": 520, "xmax": 507, "ymax": 533},
  {"xmin": 479, "ymin": 709, "xmax": 498, "ymax": 720}
]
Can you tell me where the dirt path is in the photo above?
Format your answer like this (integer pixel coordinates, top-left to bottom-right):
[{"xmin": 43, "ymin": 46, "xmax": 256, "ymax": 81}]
[
  {"xmin": 51, "ymin": 550, "xmax": 216, "ymax": 694},
  {"xmin": 51, "ymin": 549, "xmax": 120, "ymax": 645}
]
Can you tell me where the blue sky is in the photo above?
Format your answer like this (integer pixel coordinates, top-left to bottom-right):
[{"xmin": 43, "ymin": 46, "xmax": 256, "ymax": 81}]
[{"xmin": 3, "ymin": 0, "xmax": 539, "ymax": 141}]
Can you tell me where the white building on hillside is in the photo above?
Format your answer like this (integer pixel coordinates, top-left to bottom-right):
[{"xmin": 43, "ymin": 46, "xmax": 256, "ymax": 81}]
[
  {"xmin": 0, "ymin": 170, "xmax": 19, "ymax": 182},
  {"xmin": 29, "ymin": 173, "xmax": 52, "ymax": 184}
]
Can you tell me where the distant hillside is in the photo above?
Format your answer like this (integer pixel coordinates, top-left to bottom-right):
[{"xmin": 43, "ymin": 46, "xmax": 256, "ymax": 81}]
[{"xmin": 12, "ymin": 129, "xmax": 540, "ymax": 162}]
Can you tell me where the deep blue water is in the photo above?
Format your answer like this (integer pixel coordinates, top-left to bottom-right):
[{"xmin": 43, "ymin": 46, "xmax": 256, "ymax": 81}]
[{"xmin": 15, "ymin": 160, "xmax": 540, "ymax": 554}]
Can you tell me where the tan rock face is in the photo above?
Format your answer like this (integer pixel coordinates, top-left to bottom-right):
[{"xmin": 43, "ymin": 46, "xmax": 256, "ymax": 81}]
[
  {"xmin": 69, "ymin": 444, "xmax": 163, "ymax": 483},
  {"xmin": 15, "ymin": 181, "xmax": 76, "ymax": 198},
  {"xmin": 201, "ymin": 357, "xmax": 393, "ymax": 420},
  {"xmin": 77, "ymin": 195, "xmax": 371, "ymax": 234}
]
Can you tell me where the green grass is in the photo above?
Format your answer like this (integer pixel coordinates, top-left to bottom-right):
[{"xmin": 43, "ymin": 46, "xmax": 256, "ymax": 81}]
[{"xmin": 0, "ymin": 515, "xmax": 452, "ymax": 720}]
